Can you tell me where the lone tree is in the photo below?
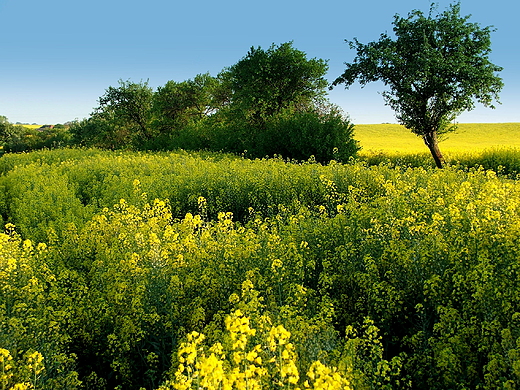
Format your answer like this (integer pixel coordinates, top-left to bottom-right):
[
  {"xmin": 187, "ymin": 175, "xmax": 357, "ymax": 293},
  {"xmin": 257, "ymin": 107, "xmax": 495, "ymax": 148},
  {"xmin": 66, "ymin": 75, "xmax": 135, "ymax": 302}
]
[{"xmin": 332, "ymin": 2, "xmax": 503, "ymax": 168}]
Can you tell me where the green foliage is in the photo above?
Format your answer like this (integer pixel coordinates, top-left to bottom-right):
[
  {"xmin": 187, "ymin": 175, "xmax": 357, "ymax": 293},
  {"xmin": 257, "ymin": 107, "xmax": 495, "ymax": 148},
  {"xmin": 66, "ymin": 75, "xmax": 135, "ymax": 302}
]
[
  {"xmin": 69, "ymin": 116, "xmax": 124, "ymax": 149},
  {"xmin": 64, "ymin": 42, "xmax": 359, "ymax": 163},
  {"xmin": 0, "ymin": 116, "xmax": 12, "ymax": 145},
  {"xmin": 261, "ymin": 105, "xmax": 360, "ymax": 163},
  {"xmin": 206, "ymin": 42, "xmax": 353, "ymax": 161},
  {"xmin": 200, "ymin": 104, "xmax": 360, "ymax": 163},
  {"xmin": 0, "ymin": 163, "xmax": 93, "ymax": 243},
  {"xmin": 6, "ymin": 127, "xmax": 72, "ymax": 153},
  {"xmin": 0, "ymin": 116, "xmax": 72, "ymax": 153},
  {"xmin": 2, "ymin": 148, "xmax": 520, "ymax": 388},
  {"xmin": 151, "ymin": 73, "xmax": 223, "ymax": 135},
  {"xmin": 220, "ymin": 42, "xmax": 328, "ymax": 127},
  {"xmin": 333, "ymin": 2, "xmax": 503, "ymax": 167},
  {"xmin": 75, "ymin": 80, "xmax": 154, "ymax": 148},
  {"xmin": 341, "ymin": 318, "xmax": 405, "ymax": 389}
]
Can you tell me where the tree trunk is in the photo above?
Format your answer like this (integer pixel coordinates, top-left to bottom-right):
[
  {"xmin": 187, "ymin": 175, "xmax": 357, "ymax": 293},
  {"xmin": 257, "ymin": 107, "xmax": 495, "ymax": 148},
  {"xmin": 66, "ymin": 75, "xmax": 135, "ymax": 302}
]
[{"xmin": 423, "ymin": 131, "xmax": 445, "ymax": 168}]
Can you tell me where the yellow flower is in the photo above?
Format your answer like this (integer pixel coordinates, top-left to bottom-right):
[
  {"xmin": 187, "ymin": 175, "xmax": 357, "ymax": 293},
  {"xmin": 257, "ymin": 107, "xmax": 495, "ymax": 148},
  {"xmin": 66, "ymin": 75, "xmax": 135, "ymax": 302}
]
[
  {"xmin": 268, "ymin": 325, "xmax": 291, "ymax": 350},
  {"xmin": 11, "ymin": 384, "xmax": 30, "ymax": 390},
  {"xmin": 306, "ymin": 361, "xmax": 351, "ymax": 390},
  {"xmin": 26, "ymin": 351, "xmax": 44, "ymax": 375},
  {"xmin": 22, "ymin": 239, "xmax": 33, "ymax": 252}
]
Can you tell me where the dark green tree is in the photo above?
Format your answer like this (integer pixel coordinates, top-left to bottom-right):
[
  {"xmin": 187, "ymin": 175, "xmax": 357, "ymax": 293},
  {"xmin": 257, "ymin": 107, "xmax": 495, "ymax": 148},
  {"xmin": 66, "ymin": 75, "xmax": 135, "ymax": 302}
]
[
  {"xmin": 213, "ymin": 42, "xmax": 357, "ymax": 160},
  {"xmin": 332, "ymin": 2, "xmax": 503, "ymax": 168},
  {"xmin": 264, "ymin": 104, "xmax": 360, "ymax": 163},
  {"xmin": 0, "ymin": 115, "xmax": 12, "ymax": 146},
  {"xmin": 152, "ymin": 73, "xmax": 223, "ymax": 133},
  {"xmin": 220, "ymin": 42, "xmax": 329, "ymax": 129},
  {"xmin": 69, "ymin": 116, "xmax": 123, "ymax": 149},
  {"xmin": 92, "ymin": 79, "xmax": 154, "ymax": 147},
  {"xmin": 0, "ymin": 116, "xmax": 43, "ymax": 153}
]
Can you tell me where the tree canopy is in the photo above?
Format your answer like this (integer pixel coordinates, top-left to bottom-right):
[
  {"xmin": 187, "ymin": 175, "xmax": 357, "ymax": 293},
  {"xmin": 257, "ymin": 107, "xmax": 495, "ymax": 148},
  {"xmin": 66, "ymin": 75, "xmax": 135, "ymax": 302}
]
[
  {"xmin": 93, "ymin": 80, "xmax": 154, "ymax": 146},
  {"xmin": 332, "ymin": 2, "xmax": 503, "ymax": 167},
  {"xmin": 152, "ymin": 73, "xmax": 223, "ymax": 132},
  {"xmin": 220, "ymin": 42, "xmax": 329, "ymax": 128}
]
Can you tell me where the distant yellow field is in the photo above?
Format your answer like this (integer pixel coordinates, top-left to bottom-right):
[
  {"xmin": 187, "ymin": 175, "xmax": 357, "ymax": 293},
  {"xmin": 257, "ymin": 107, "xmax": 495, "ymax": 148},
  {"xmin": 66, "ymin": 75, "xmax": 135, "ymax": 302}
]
[
  {"xmin": 355, "ymin": 123, "xmax": 520, "ymax": 153},
  {"xmin": 22, "ymin": 124, "xmax": 41, "ymax": 130}
]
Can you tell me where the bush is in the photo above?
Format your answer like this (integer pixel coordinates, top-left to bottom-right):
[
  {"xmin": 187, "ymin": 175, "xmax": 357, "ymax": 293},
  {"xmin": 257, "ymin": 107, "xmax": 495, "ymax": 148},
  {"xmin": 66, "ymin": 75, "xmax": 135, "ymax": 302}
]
[
  {"xmin": 69, "ymin": 117, "xmax": 132, "ymax": 149},
  {"xmin": 263, "ymin": 107, "xmax": 360, "ymax": 163},
  {"xmin": 1, "ymin": 125, "xmax": 72, "ymax": 154},
  {"xmin": 200, "ymin": 106, "xmax": 360, "ymax": 163}
]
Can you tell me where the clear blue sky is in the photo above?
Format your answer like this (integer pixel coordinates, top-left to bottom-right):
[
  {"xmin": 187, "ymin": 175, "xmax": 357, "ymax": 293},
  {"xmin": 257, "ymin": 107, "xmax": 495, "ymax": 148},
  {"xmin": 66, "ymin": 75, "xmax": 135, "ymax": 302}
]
[{"xmin": 1, "ymin": 0, "xmax": 518, "ymax": 124}]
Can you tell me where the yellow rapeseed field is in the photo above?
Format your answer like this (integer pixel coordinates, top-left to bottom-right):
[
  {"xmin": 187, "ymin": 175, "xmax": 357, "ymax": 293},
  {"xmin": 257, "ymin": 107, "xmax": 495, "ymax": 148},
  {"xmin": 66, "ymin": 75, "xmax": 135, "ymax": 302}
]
[
  {"xmin": 355, "ymin": 123, "xmax": 520, "ymax": 153},
  {"xmin": 2, "ymin": 147, "xmax": 520, "ymax": 388}
]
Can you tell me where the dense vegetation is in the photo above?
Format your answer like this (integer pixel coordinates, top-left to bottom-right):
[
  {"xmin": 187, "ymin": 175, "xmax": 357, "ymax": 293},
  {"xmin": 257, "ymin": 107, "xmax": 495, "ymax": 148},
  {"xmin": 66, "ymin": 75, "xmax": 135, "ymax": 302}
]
[
  {"xmin": 0, "ymin": 4, "xmax": 514, "ymax": 389},
  {"xmin": 0, "ymin": 117, "xmax": 72, "ymax": 154},
  {"xmin": 1, "ymin": 148, "xmax": 520, "ymax": 389},
  {"xmin": 1, "ymin": 42, "xmax": 359, "ymax": 164}
]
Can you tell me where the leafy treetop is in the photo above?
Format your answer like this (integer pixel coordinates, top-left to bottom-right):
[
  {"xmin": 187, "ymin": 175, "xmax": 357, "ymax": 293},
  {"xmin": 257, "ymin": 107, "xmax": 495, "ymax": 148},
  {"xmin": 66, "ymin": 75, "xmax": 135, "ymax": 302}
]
[{"xmin": 332, "ymin": 2, "xmax": 503, "ymax": 168}]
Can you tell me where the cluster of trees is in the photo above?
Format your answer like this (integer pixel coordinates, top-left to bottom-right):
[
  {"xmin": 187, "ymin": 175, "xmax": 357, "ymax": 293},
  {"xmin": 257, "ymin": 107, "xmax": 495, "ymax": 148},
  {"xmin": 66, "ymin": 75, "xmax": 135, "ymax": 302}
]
[
  {"xmin": 0, "ymin": 117, "xmax": 71, "ymax": 153},
  {"xmin": 70, "ymin": 42, "xmax": 359, "ymax": 163},
  {"xmin": 69, "ymin": 2, "xmax": 503, "ymax": 167}
]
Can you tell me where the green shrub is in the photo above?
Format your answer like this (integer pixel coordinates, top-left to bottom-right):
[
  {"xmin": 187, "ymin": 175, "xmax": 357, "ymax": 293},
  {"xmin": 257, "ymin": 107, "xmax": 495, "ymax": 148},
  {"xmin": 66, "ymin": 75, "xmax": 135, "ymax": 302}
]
[
  {"xmin": 1, "ymin": 125, "xmax": 72, "ymax": 154},
  {"xmin": 258, "ymin": 108, "xmax": 360, "ymax": 163}
]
